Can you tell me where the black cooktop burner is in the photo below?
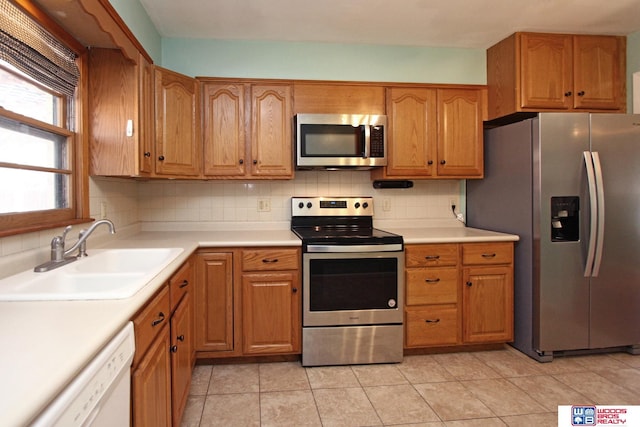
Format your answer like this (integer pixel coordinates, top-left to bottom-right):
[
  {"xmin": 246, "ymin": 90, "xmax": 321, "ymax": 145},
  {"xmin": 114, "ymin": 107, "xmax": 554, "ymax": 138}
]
[
  {"xmin": 292, "ymin": 225, "xmax": 402, "ymax": 244},
  {"xmin": 290, "ymin": 197, "xmax": 403, "ymax": 249}
]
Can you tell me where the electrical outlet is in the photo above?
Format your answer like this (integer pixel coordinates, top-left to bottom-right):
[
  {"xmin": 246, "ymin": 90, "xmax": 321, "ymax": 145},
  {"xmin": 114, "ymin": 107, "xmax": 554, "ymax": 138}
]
[
  {"xmin": 382, "ymin": 198, "xmax": 391, "ymax": 212},
  {"xmin": 449, "ymin": 198, "xmax": 457, "ymax": 210},
  {"xmin": 257, "ymin": 198, "xmax": 271, "ymax": 212},
  {"xmin": 100, "ymin": 201, "xmax": 107, "ymax": 219}
]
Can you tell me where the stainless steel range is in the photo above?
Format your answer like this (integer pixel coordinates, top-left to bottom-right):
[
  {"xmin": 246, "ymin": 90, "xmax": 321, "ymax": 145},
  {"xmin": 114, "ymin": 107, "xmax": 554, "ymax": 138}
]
[{"xmin": 291, "ymin": 197, "xmax": 404, "ymax": 366}]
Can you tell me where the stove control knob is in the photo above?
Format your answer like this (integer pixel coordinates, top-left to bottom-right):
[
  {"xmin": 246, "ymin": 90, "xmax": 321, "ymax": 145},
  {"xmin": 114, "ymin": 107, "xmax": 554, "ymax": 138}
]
[
  {"xmin": 363, "ymin": 202, "xmax": 369, "ymax": 209},
  {"xmin": 354, "ymin": 202, "xmax": 360, "ymax": 209},
  {"xmin": 298, "ymin": 202, "xmax": 304, "ymax": 209},
  {"xmin": 306, "ymin": 202, "xmax": 313, "ymax": 209}
]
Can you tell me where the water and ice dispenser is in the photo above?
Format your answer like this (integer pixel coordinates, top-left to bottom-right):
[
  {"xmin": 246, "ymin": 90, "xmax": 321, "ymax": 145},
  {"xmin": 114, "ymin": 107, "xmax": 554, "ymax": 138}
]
[{"xmin": 551, "ymin": 196, "xmax": 579, "ymax": 242}]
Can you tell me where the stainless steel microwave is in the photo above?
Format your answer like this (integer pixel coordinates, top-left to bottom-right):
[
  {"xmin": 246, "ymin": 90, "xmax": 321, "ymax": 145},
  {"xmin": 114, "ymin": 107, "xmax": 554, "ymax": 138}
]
[{"xmin": 295, "ymin": 114, "xmax": 387, "ymax": 170}]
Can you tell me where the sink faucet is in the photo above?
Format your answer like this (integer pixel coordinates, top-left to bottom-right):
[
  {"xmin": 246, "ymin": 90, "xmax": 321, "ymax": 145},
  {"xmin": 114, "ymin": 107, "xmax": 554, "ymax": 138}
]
[
  {"xmin": 65, "ymin": 219, "xmax": 116, "ymax": 258},
  {"xmin": 34, "ymin": 219, "xmax": 116, "ymax": 272}
]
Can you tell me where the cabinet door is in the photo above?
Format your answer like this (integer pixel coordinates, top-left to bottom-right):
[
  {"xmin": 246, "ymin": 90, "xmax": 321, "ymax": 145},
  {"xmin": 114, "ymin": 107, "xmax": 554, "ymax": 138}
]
[
  {"xmin": 572, "ymin": 35, "xmax": 625, "ymax": 110},
  {"xmin": 385, "ymin": 87, "xmax": 437, "ymax": 177},
  {"xmin": 195, "ymin": 252, "xmax": 236, "ymax": 353},
  {"xmin": 250, "ymin": 84, "xmax": 293, "ymax": 178},
  {"xmin": 171, "ymin": 293, "xmax": 193, "ymax": 427},
  {"xmin": 202, "ymin": 83, "xmax": 247, "ymax": 177},
  {"xmin": 242, "ymin": 272, "xmax": 300, "ymax": 354},
  {"xmin": 519, "ymin": 33, "xmax": 573, "ymax": 110},
  {"xmin": 462, "ymin": 266, "xmax": 513, "ymax": 343},
  {"xmin": 132, "ymin": 325, "xmax": 172, "ymax": 427},
  {"xmin": 436, "ymin": 89, "xmax": 483, "ymax": 177},
  {"xmin": 155, "ymin": 66, "xmax": 201, "ymax": 176}
]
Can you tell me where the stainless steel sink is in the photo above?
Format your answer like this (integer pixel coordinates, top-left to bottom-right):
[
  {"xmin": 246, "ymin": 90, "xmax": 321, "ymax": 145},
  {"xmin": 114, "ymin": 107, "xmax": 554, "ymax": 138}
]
[{"xmin": 0, "ymin": 248, "xmax": 183, "ymax": 301}]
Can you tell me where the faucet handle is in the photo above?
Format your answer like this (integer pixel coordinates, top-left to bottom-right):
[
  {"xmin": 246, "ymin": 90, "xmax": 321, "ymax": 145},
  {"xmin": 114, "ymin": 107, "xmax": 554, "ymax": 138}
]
[{"xmin": 50, "ymin": 225, "xmax": 72, "ymax": 262}]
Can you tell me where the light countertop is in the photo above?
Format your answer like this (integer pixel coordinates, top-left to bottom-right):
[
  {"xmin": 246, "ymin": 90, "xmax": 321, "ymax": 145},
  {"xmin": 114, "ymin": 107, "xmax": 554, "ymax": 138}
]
[
  {"xmin": 0, "ymin": 225, "xmax": 517, "ymax": 426},
  {"xmin": 386, "ymin": 226, "xmax": 519, "ymax": 244}
]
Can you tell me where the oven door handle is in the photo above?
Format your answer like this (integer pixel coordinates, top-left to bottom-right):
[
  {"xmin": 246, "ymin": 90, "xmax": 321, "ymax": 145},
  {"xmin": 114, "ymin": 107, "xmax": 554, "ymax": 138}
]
[{"xmin": 306, "ymin": 244, "xmax": 403, "ymax": 253}]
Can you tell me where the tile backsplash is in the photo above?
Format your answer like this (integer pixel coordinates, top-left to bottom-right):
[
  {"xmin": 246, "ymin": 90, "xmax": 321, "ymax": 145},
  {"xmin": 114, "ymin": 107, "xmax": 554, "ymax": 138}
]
[
  {"xmin": 0, "ymin": 172, "xmax": 462, "ymax": 260},
  {"xmin": 137, "ymin": 171, "xmax": 463, "ymax": 223}
]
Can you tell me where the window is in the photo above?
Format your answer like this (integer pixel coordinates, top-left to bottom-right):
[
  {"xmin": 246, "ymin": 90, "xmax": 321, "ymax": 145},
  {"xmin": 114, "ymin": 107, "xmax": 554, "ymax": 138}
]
[{"xmin": 0, "ymin": 0, "xmax": 86, "ymax": 236}]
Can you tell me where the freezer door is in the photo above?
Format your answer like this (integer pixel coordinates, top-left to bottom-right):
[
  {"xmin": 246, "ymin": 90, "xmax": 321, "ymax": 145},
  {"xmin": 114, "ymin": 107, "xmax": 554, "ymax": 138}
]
[
  {"xmin": 589, "ymin": 114, "xmax": 640, "ymax": 348},
  {"xmin": 535, "ymin": 113, "xmax": 592, "ymax": 353}
]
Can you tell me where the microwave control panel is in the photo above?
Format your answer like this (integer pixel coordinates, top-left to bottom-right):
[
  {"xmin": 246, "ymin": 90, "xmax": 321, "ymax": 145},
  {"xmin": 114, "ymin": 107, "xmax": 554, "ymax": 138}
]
[{"xmin": 370, "ymin": 126, "xmax": 385, "ymax": 157}]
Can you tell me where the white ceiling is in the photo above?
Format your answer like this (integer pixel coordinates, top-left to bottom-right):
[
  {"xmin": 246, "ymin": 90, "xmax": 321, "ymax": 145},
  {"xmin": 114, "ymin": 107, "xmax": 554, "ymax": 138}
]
[{"xmin": 139, "ymin": 0, "xmax": 640, "ymax": 49}]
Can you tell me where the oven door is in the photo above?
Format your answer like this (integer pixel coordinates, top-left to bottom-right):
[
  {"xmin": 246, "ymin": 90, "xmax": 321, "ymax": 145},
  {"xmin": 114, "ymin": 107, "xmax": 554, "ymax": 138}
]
[{"xmin": 302, "ymin": 250, "xmax": 404, "ymax": 327}]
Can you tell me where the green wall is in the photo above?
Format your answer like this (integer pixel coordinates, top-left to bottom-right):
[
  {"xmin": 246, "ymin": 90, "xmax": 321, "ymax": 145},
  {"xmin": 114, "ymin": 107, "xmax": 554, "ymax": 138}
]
[
  {"xmin": 107, "ymin": 1, "xmax": 485, "ymax": 84},
  {"xmin": 161, "ymin": 38, "xmax": 486, "ymax": 84},
  {"xmin": 109, "ymin": 0, "xmax": 639, "ymax": 100}
]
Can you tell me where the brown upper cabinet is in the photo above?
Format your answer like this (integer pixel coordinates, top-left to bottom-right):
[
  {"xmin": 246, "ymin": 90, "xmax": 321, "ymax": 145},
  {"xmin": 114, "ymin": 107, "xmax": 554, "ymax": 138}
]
[
  {"xmin": 88, "ymin": 51, "xmax": 201, "ymax": 178},
  {"xmin": 88, "ymin": 49, "xmax": 154, "ymax": 177},
  {"xmin": 437, "ymin": 89, "xmax": 484, "ymax": 178},
  {"xmin": 201, "ymin": 80, "xmax": 293, "ymax": 179},
  {"xmin": 372, "ymin": 86, "xmax": 484, "ymax": 179},
  {"xmin": 487, "ymin": 32, "xmax": 626, "ymax": 120},
  {"xmin": 155, "ymin": 67, "xmax": 202, "ymax": 177}
]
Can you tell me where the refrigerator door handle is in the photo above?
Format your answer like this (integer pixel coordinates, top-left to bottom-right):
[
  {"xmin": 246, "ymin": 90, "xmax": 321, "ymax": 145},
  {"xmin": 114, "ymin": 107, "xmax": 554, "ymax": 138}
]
[
  {"xmin": 591, "ymin": 151, "xmax": 605, "ymax": 277},
  {"xmin": 583, "ymin": 151, "xmax": 598, "ymax": 277}
]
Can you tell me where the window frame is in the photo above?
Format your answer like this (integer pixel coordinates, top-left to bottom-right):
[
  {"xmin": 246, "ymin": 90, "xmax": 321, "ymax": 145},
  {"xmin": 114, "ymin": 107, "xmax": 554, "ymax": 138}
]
[{"xmin": 0, "ymin": 0, "xmax": 89, "ymax": 237}]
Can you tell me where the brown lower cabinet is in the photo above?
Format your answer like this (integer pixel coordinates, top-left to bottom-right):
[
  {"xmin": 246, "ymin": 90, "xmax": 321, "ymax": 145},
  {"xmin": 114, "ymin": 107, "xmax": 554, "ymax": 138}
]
[
  {"xmin": 195, "ymin": 247, "xmax": 301, "ymax": 359},
  {"xmin": 404, "ymin": 242, "xmax": 514, "ymax": 349},
  {"xmin": 131, "ymin": 258, "xmax": 194, "ymax": 426},
  {"xmin": 131, "ymin": 286, "xmax": 172, "ymax": 427},
  {"xmin": 130, "ymin": 242, "xmax": 509, "ymax": 425}
]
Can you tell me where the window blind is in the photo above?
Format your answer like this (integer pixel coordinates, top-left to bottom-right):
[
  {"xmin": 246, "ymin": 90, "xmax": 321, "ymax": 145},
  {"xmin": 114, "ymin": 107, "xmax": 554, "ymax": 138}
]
[{"xmin": 0, "ymin": 0, "xmax": 79, "ymax": 97}]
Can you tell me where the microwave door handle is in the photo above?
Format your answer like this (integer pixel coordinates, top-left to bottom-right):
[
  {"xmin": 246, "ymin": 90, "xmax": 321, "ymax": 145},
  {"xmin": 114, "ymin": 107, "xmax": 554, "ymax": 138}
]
[{"xmin": 363, "ymin": 125, "xmax": 370, "ymax": 158}]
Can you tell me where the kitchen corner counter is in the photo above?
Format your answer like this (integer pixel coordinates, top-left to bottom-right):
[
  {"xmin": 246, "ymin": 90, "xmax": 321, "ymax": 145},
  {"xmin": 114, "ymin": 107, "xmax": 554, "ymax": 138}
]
[
  {"xmin": 0, "ymin": 228, "xmax": 301, "ymax": 426},
  {"xmin": 385, "ymin": 226, "xmax": 520, "ymax": 244}
]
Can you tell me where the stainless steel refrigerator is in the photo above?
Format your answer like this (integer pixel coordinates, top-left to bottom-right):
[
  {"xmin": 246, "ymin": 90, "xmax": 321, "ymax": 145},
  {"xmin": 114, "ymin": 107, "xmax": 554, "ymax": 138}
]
[{"xmin": 466, "ymin": 113, "xmax": 640, "ymax": 362}]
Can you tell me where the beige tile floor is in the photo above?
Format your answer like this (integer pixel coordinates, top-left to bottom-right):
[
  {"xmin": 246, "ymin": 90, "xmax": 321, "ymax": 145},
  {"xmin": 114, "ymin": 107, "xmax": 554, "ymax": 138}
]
[{"xmin": 180, "ymin": 346, "xmax": 640, "ymax": 427}]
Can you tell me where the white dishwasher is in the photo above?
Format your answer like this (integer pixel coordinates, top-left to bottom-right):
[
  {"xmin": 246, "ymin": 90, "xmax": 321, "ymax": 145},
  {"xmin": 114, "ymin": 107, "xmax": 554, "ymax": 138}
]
[{"xmin": 32, "ymin": 322, "xmax": 135, "ymax": 427}]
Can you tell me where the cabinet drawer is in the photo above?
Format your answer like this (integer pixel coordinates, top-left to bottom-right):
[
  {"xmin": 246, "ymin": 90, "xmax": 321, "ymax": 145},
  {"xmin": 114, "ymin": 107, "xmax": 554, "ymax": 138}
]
[
  {"xmin": 406, "ymin": 244, "xmax": 458, "ymax": 268},
  {"xmin": 405, "ymin": 306, "xmax": 458, "ymax": 347},
  {"xmin": 406, "ymin": 268, "xmax": 458, "ymax": 306},
  {"xmin": 242, "ymin": 248, "xmax": 299, "ymax": 271},
  {"xmin": 462, "ymin": 243, "xmax": 513, "ymax": 265},
  {"xmin": 169, "ymin": 260, "xmax": 192, "ymax": 312},
  {"xmin": 132, "ymin": 286, "xmax": 170, "ymax": 366}
]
